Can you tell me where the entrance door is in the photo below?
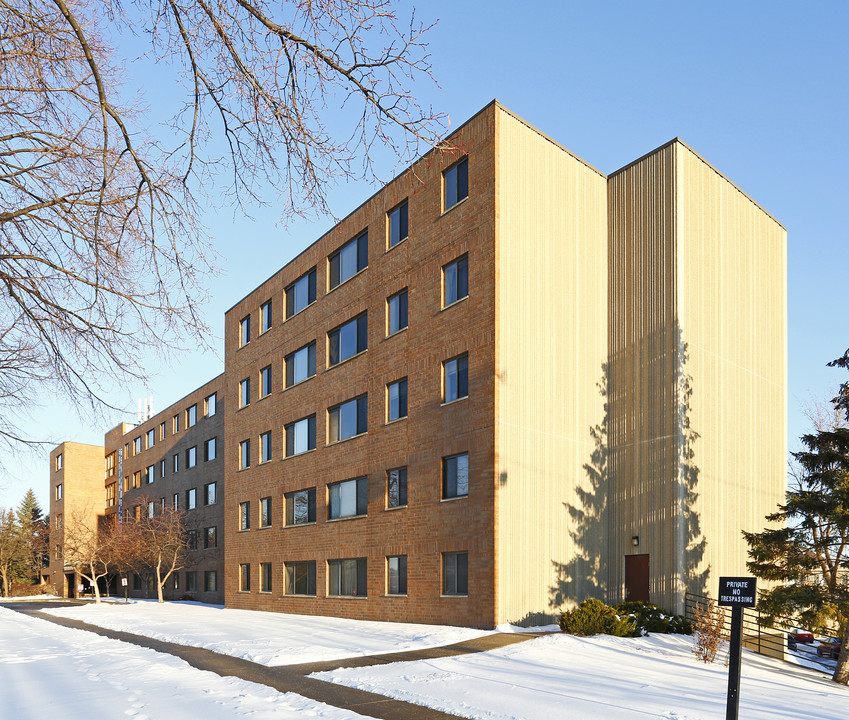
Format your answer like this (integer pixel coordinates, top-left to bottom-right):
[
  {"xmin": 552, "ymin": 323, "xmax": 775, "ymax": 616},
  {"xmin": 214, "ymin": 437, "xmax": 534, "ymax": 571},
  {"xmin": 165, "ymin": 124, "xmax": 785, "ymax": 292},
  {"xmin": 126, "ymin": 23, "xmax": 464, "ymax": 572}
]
[
  {"xmin": 65, "ymin": 573, "xmax": 75, "ymax": 599},
  {"xmin": 625, "ymin": 554, "xmax": 650, "ymax": 602}
]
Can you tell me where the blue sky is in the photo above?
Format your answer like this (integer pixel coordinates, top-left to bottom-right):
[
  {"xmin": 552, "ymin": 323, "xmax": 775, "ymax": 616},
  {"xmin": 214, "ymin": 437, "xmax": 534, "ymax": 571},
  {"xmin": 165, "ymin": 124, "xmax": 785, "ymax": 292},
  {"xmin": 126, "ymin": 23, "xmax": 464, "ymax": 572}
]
[{"xmin": 3, "ymin": 1, "xmax": 847, "ymax": 510}]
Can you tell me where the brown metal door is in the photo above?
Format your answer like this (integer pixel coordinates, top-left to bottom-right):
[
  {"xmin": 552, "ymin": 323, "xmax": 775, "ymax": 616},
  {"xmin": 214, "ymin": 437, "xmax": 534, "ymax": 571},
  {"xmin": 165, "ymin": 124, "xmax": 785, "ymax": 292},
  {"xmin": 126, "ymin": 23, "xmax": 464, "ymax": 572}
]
[{"xmin": 625, "ymin": 554, "xmax": 650, "ymax": 602}]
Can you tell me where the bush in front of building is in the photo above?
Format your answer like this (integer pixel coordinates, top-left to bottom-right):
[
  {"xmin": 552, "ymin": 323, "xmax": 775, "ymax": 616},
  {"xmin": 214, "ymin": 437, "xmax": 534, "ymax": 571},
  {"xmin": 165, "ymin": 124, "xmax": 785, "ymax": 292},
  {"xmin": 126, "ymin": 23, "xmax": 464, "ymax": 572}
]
[
  {"xmin": 615, "ymin": 601, "xmax": 692, "ymax": 636},
  {"xmin": 559, "ymin": 598, "xmax": 636, "ymax": 637},
  {"xmin": 9, "ymin": 582, "xmax": 55, "ymax": 597}
]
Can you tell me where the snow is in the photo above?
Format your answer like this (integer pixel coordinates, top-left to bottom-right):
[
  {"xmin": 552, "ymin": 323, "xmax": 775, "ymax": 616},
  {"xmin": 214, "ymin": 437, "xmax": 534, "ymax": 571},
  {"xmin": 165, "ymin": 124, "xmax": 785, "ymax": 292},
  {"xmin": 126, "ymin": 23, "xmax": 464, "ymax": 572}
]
[
  {"xmin": 313, "ymin": 632, "xmax": 849, "ymax": 720},
  {"xmin": 45, "ymin": 599, "xmax": 494, "ymax": 666},
  {"xmin": 0, "ymin": 606, "xmax": 364, "ymax": 720}
]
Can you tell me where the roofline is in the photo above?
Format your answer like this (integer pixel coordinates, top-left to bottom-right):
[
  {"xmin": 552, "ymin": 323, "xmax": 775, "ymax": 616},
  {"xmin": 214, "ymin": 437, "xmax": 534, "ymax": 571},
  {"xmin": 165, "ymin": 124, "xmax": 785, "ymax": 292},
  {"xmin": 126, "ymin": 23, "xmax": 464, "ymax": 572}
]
[{"xmin": 609, "ymin": 137, "xmax": 785, "ymax": 230}]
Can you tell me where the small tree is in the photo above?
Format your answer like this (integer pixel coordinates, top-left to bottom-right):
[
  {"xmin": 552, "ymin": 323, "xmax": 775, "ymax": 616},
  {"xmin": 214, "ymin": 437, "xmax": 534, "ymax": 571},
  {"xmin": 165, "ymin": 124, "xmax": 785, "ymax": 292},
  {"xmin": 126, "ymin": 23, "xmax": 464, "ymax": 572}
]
[
  {"xmin": 691, "ymin": 597, "xmax": 726, "ymax": 663},
  {"xmin": 0, "ymin": 508, "xmax": 27, "ymax": 596},
  {"xmin": 16, "ymin": 490, "xmax": 48, "ymax": 584},
  {"xmin": 132, "ymin": 502, "xmax": 190, "ymax": 603},
  {"xmin": 61, "ymin": 508, "xmax": 123, "ymax": 602}
]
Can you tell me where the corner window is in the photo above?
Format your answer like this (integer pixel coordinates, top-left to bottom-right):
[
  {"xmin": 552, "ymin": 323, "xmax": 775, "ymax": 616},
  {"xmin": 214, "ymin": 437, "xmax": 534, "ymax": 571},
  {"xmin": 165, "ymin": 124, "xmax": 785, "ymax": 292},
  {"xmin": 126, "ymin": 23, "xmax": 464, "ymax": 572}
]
[
  {"xmin": 329, "ymin": 231, "xmax": 368, "ymax": 289},
  {"xmin": 260, "ymin": 496, "xmax": 272, "ymax": 528},
  {"xmin": 442, "ymin": 551, "xmax": 468, "ymax": 595},
  {"xmin": 285, "ymin": 415, "xmax": 316, "ymax": 456},
  {"xmin": 260, "ymin": 562, "xmax": 272, "ymax": 593},
  {"xmin": 387, "ymin": 555, "xmax": 407, "ymax": 595},
  {"xmin": 187, "ymin": 404, "xmax": 197, "ymax": 428},
  {"xmin": 260, "ymin": 431, "xmax": 272, "ymax": 462},
  {"xmin": 205, "ymin": 526, "xmax": 218, "ymax": 549},
  {"xmin": 55, "ymin": 453, "xmax": 63, "ymax": 471},
  {"xmin": 204, "ymin": 393, "xmax": 217, "ymax": 417},
  {"xmin": 443, "ymin": 157, "xmax": 468, "ymax": 211},
  {"xmin": 387, "ymin": 467, "xmax": 407, "ymax": 508},
  {"xmin": 328, "ymin": 476, "xmax": 367, "ymax": 520},
  {"xmin": 285, "ymin": 488, "xmax": 316, "ymax": 525},
  {"xmin": 388, "ymin": 200, "xmax": 408, "ymax": 248},
  {"xmin": 186, "ymin": 487, "xmax": 197, "ymax": 510},
  {"xmin": 186, "ymin": 446, "xmax": 197, "ymax": 469},
  {"xmin": 328, "ymin": 395, "xmax": 367, "ymax": 443},
  {"xmin": 239, "ymin": 315, "xmax": 251, "ymax": 347},
  {"xmin": 328, "ymin": 313, "xmax": 367, "ymax": 366},
  {"xmin": 328, "ymin": 558, "xmax": 367, "ymax": 597},
  {"xmin": 260, "ymin": 365, "xmax": 272, "ymax": 398},
  {"xmin": 239, "ymin": 564, "xmax": 251, "ymax": 592},
  {"xmin": 442, "ymin": 452, "xmax": 469, "ymax": 499},
  {"xmin": 387, "ymin": 378, "xmax": 408, "ymax": 422},
  {"xmin": 285, "ymin": 268, "xmax": 317, "ymax": 318},
  {"xmin": 444, "ymin": 354, "xmax": 469, "ymax": 403},
  {"xmin": 387, "ymin": 289, "xmax": 408, "ymax": 336},
  {"xmin": 204, "ymin": 482, "xmax": 217, "ymax": 506},
  {"xmin": 239, "ymin": 378, "xmax": 250, "ymax": 408},
  {"xmin": 239, "ymin": 501, "xmax": 250, "ymax": 530},
  {"xmin": 260, "ymin": 300, "xmax": 272, "ymax": 333},
  {"xmin": 443, "ymin": 254, "xmax": 469, "ymax": 307},
  {"xmin": 239, "ymin": 439, "xmax": 250, "ymax": 469},
  {"xmin": 204, "ymin": 437, "xmax": 217, "ymax": 462},
  {"xmin": 285, "ymin": 561, "xmax": 316, "ymax": 596},
  {"xmin": 285, "ymin": 342, "xmax": 316, "ymax": 387}
]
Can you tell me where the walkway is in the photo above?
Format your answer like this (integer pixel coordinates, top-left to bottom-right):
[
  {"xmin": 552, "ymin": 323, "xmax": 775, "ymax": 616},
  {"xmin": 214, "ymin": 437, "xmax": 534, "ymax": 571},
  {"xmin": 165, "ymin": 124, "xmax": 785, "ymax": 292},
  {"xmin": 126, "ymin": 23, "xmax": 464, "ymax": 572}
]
[{"xmin": 4, "ymin": 602, "xmax": 542, "ymax": 720}]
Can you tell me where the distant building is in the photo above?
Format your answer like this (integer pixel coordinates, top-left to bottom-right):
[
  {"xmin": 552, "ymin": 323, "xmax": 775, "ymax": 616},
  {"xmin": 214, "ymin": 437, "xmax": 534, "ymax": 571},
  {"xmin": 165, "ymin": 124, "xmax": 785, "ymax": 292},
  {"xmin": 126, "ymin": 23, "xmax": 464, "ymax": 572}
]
[{"xmin": 50, "ymin": 101, "xmax": 786, "ymax": 627}]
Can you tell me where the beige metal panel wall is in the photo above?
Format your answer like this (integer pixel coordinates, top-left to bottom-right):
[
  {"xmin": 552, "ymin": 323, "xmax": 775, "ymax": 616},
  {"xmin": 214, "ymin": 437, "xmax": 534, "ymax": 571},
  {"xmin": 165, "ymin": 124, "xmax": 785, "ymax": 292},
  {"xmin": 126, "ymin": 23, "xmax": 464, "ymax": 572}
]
[
  {"xmin": 494, "ymin": 108, "xmax": 608, "ymax": 624},
  {"xmin": 674, "ymin": 146, "xmax": 787, "ymax": 602},
  {"xmin": 607, "ymin": 144, "xmax": 681, "ymax": 611}
]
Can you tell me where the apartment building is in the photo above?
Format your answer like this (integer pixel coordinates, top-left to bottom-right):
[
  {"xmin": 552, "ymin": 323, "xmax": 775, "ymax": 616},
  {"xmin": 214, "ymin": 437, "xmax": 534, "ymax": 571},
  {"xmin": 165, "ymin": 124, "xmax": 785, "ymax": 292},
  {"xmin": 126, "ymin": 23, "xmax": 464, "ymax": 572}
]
[{"xmin": 50, "ymin": 101, "xmax": 786, "ymax": 627}]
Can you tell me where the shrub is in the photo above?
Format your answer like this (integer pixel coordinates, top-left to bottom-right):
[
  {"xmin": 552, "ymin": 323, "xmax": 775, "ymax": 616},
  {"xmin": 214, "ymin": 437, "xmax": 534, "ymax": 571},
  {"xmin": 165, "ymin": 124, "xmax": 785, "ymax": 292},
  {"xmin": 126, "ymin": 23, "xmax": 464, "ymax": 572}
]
[
  {"xmin": 692, "ymin": 597, "xmax": 726, "ymax": 663},
  {"xmin": 559, "ymin": 598, "xmax": 636, "ymax": 637},
  {"xmin": 615, "ymin": 601, "xmax": 692, "ymax": 636},
  {"xmin": 9, "ymin": 583, "xmax": 54, "ymax": 597}
]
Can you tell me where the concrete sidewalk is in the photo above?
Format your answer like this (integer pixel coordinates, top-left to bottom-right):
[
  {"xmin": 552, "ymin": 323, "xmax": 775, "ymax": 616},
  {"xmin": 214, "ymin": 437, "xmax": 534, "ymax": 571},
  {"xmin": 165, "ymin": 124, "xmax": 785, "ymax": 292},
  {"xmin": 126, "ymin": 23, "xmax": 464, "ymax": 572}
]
[{"xmin": 5, "ymin": 602, "xmax": 542, "ymax": 720}]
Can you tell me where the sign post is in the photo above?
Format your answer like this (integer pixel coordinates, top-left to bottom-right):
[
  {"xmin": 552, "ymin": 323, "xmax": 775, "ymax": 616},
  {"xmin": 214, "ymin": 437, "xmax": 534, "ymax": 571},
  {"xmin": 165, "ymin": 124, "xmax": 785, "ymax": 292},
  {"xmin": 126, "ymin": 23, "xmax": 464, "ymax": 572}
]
[
  {"xmin": 718, "ymin": 576, "xmax": 757, "ymax": 720},
  {"xmin": 121, "ymin": 575, "xmax": 128, "ymax": 603}
]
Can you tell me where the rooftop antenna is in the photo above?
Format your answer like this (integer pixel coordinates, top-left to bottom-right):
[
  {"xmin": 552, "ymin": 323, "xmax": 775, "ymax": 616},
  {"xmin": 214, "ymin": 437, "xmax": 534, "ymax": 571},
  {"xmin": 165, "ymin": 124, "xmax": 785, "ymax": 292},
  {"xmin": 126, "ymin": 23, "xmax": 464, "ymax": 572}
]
[{"xmin": 136, "ymin": 395, "xmax": 154, "ymax": 423}]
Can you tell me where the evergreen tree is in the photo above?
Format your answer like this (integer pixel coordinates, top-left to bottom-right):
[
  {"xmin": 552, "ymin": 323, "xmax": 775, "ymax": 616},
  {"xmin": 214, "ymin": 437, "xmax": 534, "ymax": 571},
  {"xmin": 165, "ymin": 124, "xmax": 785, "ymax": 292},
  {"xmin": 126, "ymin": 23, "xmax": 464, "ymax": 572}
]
[
  {"xmin": 744, "ymin": 425, "xmax": 849, "ymax": 685},
  {"xmin": 16, "ymin": 490, "xmax": 48, "ymax": 584},
  {"xmin": 0, "ymin": 508, "xmax": 27, "ymax": 595}
]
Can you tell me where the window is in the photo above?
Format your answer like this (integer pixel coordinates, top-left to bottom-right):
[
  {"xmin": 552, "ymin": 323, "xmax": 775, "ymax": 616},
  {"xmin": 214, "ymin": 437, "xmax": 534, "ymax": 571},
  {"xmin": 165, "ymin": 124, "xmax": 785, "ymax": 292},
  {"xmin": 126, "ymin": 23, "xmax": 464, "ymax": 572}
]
[
  {"xmin": 106, "ymin": 483, "xmax": 117, "ymax": 508},
  {"xmin": 239, "ymin": 564, "xmax": 251, "ymax": 591},
  {"xmin": 145, "ymin": 465, "xmax": 155, "ymax": 485},
  {"xmin": 55, "ymin": 513, "xmax": 63, "ymax": 529},
  {"xmin": 185, "ymin": 528, "xmax": 196, "ymax": 549},
  {"xmin": 205, "ymin": 393, "xmax": 217, "ymax": 417},
  {"xmin": 186, "ymin": 571, "xmax": 197, "ymax": 592},
  {"xmin": 173, "ymin": 574, "xmax": 179, "ymax": 591},
  {"xmin": 285, "ymin": 488, "xmax": 316, "ymax": 525},
  {"xmin": 187, "ymin": 404, "xmax": 197, "ymax": 427},
  {"xmin": 204, "ymin": 482, "xmax": 217, "ymax": 506},
  {"xmin": 239, "ymin": 378, "xmax": 251, "ymax": 408},
  {"xmin": 328, "ymin": 313, "xmax": 367, "ymax": 366},
  {"xmin": 147, "ymin": 501, "xmax": 155, "ymax": 518},
  {"xmin": 285, "ymin": 268, "xmax": 317, "ymax": 318},
  {"xmin": 133, "ymin": 573, "xmax": 141, "ymax": 591},
  {"xmin": 239, "ymin": 501, "xmax": 250, "ymax": 530},
  {"xmin": 328, "ymin": 395, "xmax": 367, "ymax": 443},
  {"xmin": 285, "ymin": 561, "xmax": 316, "ymax": 595},
  {"xmin": 442, "ymin": 551, "xmax": 468, "ymax": 595},
  {"xmin": 260, "ymin": 300, "xmax": 272, "ymax": 333},
  {"xmin": 172, "ymin": 453, "xmax": 179, "ymax": 473},
  {"xmin": 285, "ymin": 342, "xmax": 316, "ymax": 387},
  {"xmin": 328, "ymin": 558, "xmax": 367, "ymax": 597},
  {"xmin": 285, "ymin": 415, "xmax": 316, "ymax": 456},
  {"xmin": 55, "ymin": 483, "xmax": 62, "ymax": 500},
  {"xmin": 122, "ymin": 476, "xmax": 129, "ymax": 493},
  {"xmin": 173, "ymin": 413, "xmax": 180, "ymax": 433},
  {"xmin": 388, "ymin": 200, "xmax": 408, "ymax": 248},
  {"xmin": 124, "ymin": 443, "xmax": 130, "ymax": 458},
  {"xmin": 442, "ymin": 452, "xmax": 469, "ymax": 499},
  {"xmin": 204, "ymin": 437, "xmax": 217, "ymax": 462},
  {"xmin": 260, "ymin": 496, "xmax": 272, "ymax": 527},
  {"xmin": 172, "ymin": 493, "xmax": 179, "ymax": 511},
  {"xmin": 260, "ymin": 562, "xmax": 272, "ymax": 593},
  {"xmin": 387, "ymin": 555, "xmax": 407, "ymax": 595},
  {"xmin": 186, "ymin": 446, "xmax": 197, "ymax": 468},
  {"xmin": 239, "ymin": 315, "xmax": 251, "ymax": 347},
  {"xmin": 444, "ymin": 354, "xmax": 469, "ymax": 403},
  {"xmin": 387, "ymin": 467, "xmax": 407, "ymax": 508},
  {"xmin": 387, "ymin": 379, "xmax": 408, "ymax": 422},
  {"xmin": 205, "ymin": 526, "xmax": 217, "ymax": 549},
  {"xmin": 329, "ymin": 231, "xmax": 368, "ymax": 289},
  {"xmin": 160, "ymin": 459, "xmax": 166, "ymax": 478},
  {"xmin": 55, "ymin": 453, "xmax": 63, "ymax": 471},
  {"xmin": 146, "ymin": 428, "xmax": 155, "ymax": 448},
  {"xmin": 260, "ymin": 365, "xmax": 272, "ymax": 398},
  {"xmin": 204, "ymin": 571, "xmax": 217, "ymax": 593},
  {"xmin": 134, "ymin": 504, "xmax": 142, "ymax": 521},
  {"xmin": 387, "ymin": 289, "xmax": 408, "ymax": 335},
  {"xmin": 186, "ymin": 487, "xmax": 197, "ymax": 510},
  {"xmin": 328, "ymin": 476, "xmax": 367, "ymax": 520},
  {"xmin": 105, "ymin": 452, "xmax": 116, "ymax": 479},
  {"xmin": 443, "ymin": 157, "xmax": 468, "ymax": 210},
  {"xmin": 134, "ymin": 436, "xmax": 142, "ymax": 454},
  {"xmin": 260, "ymin": 431, "xmax": 272, "ymax": 462},
  {"xmin": 160, "ymin": 421, "xmax": 166, "ymax": 440},
  {"xmin": 239, "ymin": 439, "xmax": 250, "ymax": 469},
  {"xmin": 132, "ymin": 471, "xmax": 141, "ymax": 489},
  {"xmin": 443, "ymin": 254, "xmax": 469, "ymax": 306}
]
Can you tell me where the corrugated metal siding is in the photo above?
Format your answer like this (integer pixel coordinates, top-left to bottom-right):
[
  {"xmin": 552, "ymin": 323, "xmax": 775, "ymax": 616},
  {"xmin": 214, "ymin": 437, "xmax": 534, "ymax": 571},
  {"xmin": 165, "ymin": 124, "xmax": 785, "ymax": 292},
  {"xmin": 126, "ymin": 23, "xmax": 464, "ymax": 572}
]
[{"xmin": 495, "ymin": 109, "xmax": 608, "ymax": 624}]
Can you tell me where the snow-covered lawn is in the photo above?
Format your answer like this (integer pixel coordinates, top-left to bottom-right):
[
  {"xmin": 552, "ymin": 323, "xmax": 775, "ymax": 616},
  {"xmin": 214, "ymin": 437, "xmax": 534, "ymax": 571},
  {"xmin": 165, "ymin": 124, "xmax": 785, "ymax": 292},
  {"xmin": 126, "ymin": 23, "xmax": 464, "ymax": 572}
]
[
  {"xmin": 45, "ymin": 599, "xmax": 493, "ymax": 666},
  {"xmin": 0, "ymin": 606, "xmax": 363, "ymax": 720},
  {"xmin": 314, "ymin": 633, "xmax": 849, "ymax": 720}
]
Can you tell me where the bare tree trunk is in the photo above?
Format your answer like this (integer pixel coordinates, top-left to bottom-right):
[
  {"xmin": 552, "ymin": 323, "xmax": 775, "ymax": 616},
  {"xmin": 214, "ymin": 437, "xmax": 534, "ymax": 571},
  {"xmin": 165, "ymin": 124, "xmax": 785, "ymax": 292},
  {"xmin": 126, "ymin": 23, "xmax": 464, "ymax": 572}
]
[{"xmin": 834, "ymin": 627, "xmax": 849, "ymax": 685}]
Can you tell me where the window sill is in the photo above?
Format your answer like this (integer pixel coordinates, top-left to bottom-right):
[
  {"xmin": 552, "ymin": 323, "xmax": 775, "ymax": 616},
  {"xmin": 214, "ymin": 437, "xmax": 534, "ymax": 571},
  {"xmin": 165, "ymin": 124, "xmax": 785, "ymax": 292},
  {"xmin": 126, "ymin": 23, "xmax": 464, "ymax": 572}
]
[
  {"xmin": 440, "ymin": 195, "xmax": 469, "ymax": 217},
  {"xmin": 326, "ymin": 348, "xmax": 367, "ymax": 372},
  {"xmin": 257, "ymin": 524, "xmax": 273, "ymax": 530},
  {"xmin": 440, "ymin": 495, "xmax": 468, "ymax": 503},
  {"xmin": 326, "ymin": 514, "xmax": 367, "ymax": 524},
  {"xmin": 237, "ymin": 528, "xmax": 251, "ymax": 533},
  {"xmin": 327, "ymin": 432, "xmax": 367, "ymax": 448},
  {"xmin": 258, "ymin": 393, "xmax": 272, "ymax": 402},
  {"xmin": 327, "ymin": 266, "xmax": 368, "ymax": 295},
  {"xmin": 385, "ymin": 326, "xmax": 408, "ymax": 341},
  {"xmin": 283, "ymin": 299, "xmax": 317, "ymax": 324},
  {"xmin": 258, "ymin": 459, "xmax": 272, "ymax": 466},
  {"xmin": 284, "ymin": 593, "xmax": 317, "ymax": 598},
  {"xmin": 440, "ymin": 594, "xmax": 469, "ymax": 599},
  {"xmin": 282, "ymin": 447, "xmax": 317, "ymax": 461},
  {"xmin": 385, "ymin": 593, "xmax": 408, "ymax": 598},
  {"xmin": 283, "ymin": 521, "xmax": 316, "ymax": 529},
  {"xmin": 237, "ymin": 466, "xmax": 251, "ymax": 472},
  {"xmin": 441, "ymin": 395, "xmax": 469, "ymax": 407},
  {"xmin": 283, "ymin": 375, "xmax": 316, "ymax": 393},
  {"xmin": 441, "ymin": 295, "xmax": 468, "ymax": 313},
  {"xmin": 384, "ymin": 505, "xmax": 407, "ymax": 512},
  {"xmin": 384, "ymin": 416, "xmax": 408, "ymax": 427},
  {"xmin": 326, "ymin": 595, "xmax": 369, "ymax": 600},
  {"xmin": 385, "ymin": 237, "xmax": 408, "ymax": 254}
]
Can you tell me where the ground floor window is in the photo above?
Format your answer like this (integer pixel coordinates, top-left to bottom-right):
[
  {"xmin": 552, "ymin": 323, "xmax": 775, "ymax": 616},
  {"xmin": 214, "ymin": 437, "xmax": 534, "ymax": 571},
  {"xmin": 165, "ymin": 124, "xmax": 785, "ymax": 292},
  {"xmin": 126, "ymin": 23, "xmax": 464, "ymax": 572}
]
[
  {"xmin": 284, "ymin": 561, "xmax": 316, "ymax": 596},
  {"xmin": 387, "ymin": 555, "xmax": 407, "ymax": 595},
  {"xmin": 239, "ymin": 564, "xmax": 251, "ymax": 592},
  {"xmin": 260, "ymin": 562, "xmax": 272, "ymax": 593},
  {"xmin": 204, "ymin": 570, "xmax": 217, "ymax": 593},
  {"xmin": 328, "ymin": 557, "xmax": 366, "ymax": 597},
  {"xmin": 442, "ymin": 552, "xmax": 468, "ymax": 596},
  {"xmin": 185, "ymin": 571, "xmax": 197, "ymax": 592}
]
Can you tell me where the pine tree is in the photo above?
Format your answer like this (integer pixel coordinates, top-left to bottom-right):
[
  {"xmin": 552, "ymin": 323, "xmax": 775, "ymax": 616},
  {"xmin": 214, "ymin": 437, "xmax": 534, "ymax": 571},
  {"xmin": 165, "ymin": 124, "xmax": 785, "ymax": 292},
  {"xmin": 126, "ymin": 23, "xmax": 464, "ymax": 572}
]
[
  {"xmin": 744, "ymin": 425, "xmax": 849, "ymax": 685},
  {"xmin": 16, "ymin": 490, "xmax": 48, "ymax": 585},
  {"xmin": 0, "ymin": 508, "xmax": 27, "ymax": 595}
]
